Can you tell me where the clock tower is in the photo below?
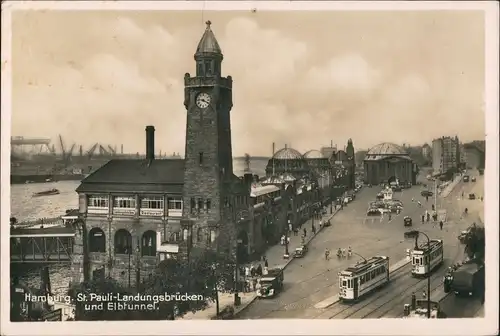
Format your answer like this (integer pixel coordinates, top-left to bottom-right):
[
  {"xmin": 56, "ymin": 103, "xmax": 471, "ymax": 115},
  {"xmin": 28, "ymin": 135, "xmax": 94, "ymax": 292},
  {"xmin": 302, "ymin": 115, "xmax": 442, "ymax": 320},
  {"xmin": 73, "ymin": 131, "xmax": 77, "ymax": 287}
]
[{"xmin": 181, "ymin": 21, "xmax": 237, "ymax": 256}]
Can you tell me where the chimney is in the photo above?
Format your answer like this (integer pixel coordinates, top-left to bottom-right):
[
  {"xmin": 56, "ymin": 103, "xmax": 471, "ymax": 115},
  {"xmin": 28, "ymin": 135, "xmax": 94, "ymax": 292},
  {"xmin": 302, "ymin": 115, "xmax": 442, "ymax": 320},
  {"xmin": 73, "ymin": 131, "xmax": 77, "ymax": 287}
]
[
  {"xmin": 272, "ymin": 142, "xmax": 275, "ymax": 155},
  {"xmin": 121, "ymin": 144, "xmax": 123, "ymax": 154},
  {"xmin": 145, "ymin": 126, "xmax": 155, "ymax": 161}
]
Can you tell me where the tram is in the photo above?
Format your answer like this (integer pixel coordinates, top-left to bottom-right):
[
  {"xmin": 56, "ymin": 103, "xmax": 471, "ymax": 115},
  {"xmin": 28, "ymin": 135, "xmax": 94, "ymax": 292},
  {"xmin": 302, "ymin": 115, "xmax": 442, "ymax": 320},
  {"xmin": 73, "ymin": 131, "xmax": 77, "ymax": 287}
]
[
  {"xmin": 411, "ymin": 239, "xmax": 443, "ymax": 277},
  {"xmin": 338, "ymin": 256, "xmax": 390, "ymax": 302}
]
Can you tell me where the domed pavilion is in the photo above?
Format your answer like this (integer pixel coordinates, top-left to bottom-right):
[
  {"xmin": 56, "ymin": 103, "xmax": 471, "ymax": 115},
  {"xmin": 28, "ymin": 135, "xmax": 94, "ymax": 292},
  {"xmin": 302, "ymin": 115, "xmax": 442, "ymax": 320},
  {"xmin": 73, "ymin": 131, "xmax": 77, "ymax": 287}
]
[
  {"xmin": 363, "ymin": 142, "xmax": 415, "ymax": 185},
  {"xmin": 265, "ymin": 145, "xmax": 310, "ymax": 178}
]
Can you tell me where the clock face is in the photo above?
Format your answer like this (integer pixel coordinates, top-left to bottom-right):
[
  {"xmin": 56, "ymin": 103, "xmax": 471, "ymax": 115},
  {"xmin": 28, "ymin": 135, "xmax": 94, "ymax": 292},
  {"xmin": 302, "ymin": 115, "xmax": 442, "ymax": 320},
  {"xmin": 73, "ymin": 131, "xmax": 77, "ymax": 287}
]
[{"xmin": 196, "ymin": 92, "xmax": 211, "ymax": 109}]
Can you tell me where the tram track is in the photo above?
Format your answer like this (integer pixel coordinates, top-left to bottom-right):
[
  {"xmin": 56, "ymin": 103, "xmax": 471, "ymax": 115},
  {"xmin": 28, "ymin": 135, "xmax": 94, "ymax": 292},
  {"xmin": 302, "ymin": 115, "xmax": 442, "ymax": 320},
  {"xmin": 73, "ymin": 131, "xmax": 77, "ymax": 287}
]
[{"xmin": 322, "ymin": 230, "xmax": 465, "ymax": 319}]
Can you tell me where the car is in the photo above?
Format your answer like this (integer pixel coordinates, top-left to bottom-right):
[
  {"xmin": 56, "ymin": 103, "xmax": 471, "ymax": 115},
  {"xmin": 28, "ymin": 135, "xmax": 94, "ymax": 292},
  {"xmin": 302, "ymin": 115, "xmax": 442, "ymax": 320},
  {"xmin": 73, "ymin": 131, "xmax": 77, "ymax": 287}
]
[
  {"xmin": 463, "ymin": 175, "xmax": 470, "ymax": 182},
  {"xmin": 421, "ymin": 190, "xmax": 434, "ymax": 197},
  {"xmin": 376, "ymin": 193, "xmax": 384, "ymax": 200},
  {"xmin": 294, "ymin": 245, "xmax": 308, "ymax": 258},
  {"xmin": 471, "ymin": 177, "xmax": 476, "ymax": 182},
  {"xmin": 458, "ymin": 230, "xmax": 471, "ymax": 243},
  {"xmin": 468, "ymin": 193, "xmax": 476, "ymax": 200},
  {"xmin": 367, "ymin": 208, "xmax": 380, "ymax": 216},
  {"xmin": 404, "ymin": 217, "xmax": 413, "ymax": 227}
]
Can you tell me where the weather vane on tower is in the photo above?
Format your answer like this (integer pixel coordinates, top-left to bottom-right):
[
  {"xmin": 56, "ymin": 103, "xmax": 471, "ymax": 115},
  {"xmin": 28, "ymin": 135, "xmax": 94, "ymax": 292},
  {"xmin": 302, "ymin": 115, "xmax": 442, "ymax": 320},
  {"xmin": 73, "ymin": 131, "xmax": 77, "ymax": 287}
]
[{"xmin": 206, "ymin": 20, "xmax": 211, "ymax": 28}]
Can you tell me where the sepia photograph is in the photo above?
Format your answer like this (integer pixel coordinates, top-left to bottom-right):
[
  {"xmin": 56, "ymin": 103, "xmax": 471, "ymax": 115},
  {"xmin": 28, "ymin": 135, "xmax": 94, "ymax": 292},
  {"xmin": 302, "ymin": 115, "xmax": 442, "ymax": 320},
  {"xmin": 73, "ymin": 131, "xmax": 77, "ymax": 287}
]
[{"xmin": 1, "ymin": 1, "xmax": 498, "ymax": 335}]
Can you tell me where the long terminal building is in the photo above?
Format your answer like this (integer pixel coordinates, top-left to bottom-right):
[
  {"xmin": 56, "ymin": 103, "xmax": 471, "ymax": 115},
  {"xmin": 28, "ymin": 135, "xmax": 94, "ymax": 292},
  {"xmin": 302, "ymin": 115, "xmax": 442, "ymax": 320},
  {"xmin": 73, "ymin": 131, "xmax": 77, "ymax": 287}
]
[{"xmin": 70, "ymin": 22, "xmax": 356, "ymax": 287}]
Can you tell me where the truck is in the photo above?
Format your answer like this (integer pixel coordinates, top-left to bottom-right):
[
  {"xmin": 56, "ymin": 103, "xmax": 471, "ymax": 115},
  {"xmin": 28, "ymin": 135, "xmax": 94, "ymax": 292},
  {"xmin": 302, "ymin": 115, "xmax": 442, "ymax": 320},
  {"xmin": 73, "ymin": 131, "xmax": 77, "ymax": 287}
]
[
  {"xmin": 256, "ymin": 267, "xmax": 284, "ymax": 299},
  {"xmin": 444, "ymin": 261, "xmax": 484, "ymax": 300}
]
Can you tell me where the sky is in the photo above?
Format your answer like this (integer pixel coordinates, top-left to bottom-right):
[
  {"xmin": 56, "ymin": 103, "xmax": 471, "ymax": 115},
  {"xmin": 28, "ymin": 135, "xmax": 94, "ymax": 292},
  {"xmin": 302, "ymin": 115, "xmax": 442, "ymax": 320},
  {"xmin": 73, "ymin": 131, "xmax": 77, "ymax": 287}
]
[{"xmin": 10, "ymin": 9, "xmax": 486, "ymax": 156}]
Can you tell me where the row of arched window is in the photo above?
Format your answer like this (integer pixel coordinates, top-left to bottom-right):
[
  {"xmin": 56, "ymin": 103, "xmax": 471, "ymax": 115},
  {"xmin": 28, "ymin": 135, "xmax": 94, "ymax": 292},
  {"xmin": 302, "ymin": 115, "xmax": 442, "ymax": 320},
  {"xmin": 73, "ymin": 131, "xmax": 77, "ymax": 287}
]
[{"xmin": 88, "ymin": 228, "xmax": 157, "ymax": 256}]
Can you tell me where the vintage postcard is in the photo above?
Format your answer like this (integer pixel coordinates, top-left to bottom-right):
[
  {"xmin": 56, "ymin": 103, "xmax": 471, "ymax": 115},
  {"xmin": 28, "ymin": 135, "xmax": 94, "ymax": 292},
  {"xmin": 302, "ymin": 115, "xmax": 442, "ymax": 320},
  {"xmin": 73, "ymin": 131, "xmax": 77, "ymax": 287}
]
[{"xmin": 1, "ymin": 1, "xmax": 498, "ymax": 335}]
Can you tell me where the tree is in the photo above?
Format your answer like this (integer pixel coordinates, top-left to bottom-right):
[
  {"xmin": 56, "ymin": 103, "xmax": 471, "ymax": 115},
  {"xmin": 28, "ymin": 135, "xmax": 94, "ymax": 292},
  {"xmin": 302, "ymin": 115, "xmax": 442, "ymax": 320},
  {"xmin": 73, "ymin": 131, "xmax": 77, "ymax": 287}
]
[
  {"xmin": 68, "ymin": 249, "xmax": 235, "ymax": 321},
  {"xmin": 464, "ymin": 224, "xmax": 485, "ymax": 260}
]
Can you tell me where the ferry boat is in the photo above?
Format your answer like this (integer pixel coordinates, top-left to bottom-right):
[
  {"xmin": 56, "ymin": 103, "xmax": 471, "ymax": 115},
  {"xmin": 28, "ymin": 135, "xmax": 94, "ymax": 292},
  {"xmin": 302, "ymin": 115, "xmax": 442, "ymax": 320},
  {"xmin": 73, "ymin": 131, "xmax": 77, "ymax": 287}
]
[{"xmin": 32, "ymin": 189, "xmax": 60, "ymax": 197}]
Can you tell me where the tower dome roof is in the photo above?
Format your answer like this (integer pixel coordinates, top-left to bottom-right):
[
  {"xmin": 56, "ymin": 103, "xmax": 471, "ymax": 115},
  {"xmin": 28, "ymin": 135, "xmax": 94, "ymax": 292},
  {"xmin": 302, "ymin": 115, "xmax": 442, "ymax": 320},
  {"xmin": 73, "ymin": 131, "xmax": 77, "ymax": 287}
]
[
  {"xmin": 367, "ymin": 142, "xmax": 407, "ymax": 156},
  {"xmin": 196, "ymin": 21, "xmax": 222, "ymax": 55},
  {"xmin": 273, "ymin": 147, "xmax": 303, "ymax": 160},
  {"xmin": 303, "ymin": 150, "xmax": 324, "ymax": 159}
]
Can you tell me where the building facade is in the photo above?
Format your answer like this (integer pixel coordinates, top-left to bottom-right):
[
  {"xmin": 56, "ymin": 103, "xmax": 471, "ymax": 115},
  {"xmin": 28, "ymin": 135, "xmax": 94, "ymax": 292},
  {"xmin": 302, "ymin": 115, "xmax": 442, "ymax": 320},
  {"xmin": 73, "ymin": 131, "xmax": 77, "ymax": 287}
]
[
  {"xmin": 431, "ymin": 136, "xmax": 461, "ymax": 174},
  {"xmin": 363, "ymin": 142, "xmax": 415, "ymax": 185},
  {"xmin": 462, "ymin": 143, "xmax": 485, "ymax": 169},
  {"xmin": 422, "ymin": 143, "xmax": 432, "ymax": 160},
  {"xmin": 71, "ymin": 22, "xmax": 252, "ymax": 286}
]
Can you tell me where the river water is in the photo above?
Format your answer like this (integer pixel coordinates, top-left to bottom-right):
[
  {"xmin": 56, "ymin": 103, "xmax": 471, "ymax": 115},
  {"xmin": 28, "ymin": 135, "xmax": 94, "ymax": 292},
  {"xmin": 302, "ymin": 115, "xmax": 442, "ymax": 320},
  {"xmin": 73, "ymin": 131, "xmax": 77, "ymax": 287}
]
[{"xmin": 10, "ymin": 158, "xmax": 268, "ymax": 295}]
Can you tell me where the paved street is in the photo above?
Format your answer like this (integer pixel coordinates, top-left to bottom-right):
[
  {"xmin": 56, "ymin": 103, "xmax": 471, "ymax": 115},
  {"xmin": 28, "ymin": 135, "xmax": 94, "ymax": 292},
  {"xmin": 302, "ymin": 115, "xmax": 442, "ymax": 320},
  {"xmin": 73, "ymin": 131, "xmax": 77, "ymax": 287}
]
[
  {"xmin": 238, "ymin": 174, "xmax": 441, "ymax": 319},
  {"xmin": 331, "ymin": 170, "xmax": 483, "ymax": 319}
]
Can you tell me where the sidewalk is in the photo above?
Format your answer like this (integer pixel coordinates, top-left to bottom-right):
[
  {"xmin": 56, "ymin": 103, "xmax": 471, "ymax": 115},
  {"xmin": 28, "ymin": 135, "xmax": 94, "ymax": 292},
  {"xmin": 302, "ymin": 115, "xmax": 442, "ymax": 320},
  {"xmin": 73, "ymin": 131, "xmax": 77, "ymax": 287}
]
[
  {"xmin": 180, "ymin": 203, "xmax": 341, "ymax": 319},
  {"xmin": 440, "ymin": 175, "xmax": 462, "ymax": 198}
]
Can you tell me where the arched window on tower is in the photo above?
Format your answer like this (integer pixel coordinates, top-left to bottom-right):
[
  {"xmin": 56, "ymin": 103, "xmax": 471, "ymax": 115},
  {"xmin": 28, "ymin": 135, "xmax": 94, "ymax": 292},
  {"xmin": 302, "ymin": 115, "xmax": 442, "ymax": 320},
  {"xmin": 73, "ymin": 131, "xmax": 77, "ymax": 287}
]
[
  {"xmin": 205, "ymin": 60, "xmax": 212, "ymax": 76},
  {"xmin": 197, "ymin": 62, "xmax": 204, "ymax": 76},
  {"xmin": 114, "ymin": 229, "xmax": 132, "ymax": 254}
]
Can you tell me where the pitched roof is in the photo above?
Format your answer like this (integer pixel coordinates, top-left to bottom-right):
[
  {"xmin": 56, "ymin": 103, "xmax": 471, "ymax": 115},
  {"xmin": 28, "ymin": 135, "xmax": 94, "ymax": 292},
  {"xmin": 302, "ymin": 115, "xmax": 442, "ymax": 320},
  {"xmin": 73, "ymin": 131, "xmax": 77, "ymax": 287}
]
[
  {"xmin": 76, "ymin": 159, "xmax": 185, "ymax": 193},
  {"xmin": 196, "ymin": 21, "xmax": 222, "ymax": 55}
]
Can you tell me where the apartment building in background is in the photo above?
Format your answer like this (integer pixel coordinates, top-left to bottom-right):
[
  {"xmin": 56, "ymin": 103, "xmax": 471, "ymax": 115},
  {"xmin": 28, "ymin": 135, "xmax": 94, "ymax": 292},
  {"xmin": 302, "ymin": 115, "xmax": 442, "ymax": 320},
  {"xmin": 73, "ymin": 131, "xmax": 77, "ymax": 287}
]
[{"xmin": 432, "ymin": 136, "xmax": 461, "ymax": 174}]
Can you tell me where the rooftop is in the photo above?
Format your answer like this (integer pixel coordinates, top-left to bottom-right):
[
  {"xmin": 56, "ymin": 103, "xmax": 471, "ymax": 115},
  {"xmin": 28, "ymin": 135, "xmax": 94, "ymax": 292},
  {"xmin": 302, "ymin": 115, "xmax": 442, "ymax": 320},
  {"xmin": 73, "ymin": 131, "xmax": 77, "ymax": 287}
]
[
  {"xmin": 196, "ymin": 21, "xmax": 222, "ymax": 55},
  {"xmin": 272, "ymin": 147, "xmax": 303, "ymax": 160},
  {"xmin": 367, "ymin": 142, "xmax": 408, "ymax": 156},
  {"xmin": 76, "ymin": 159, "xmax": 185, "ymax": 193},
  {"xmin": 303, "ymin": 150, "xmax": 325, "ymax": 159}
]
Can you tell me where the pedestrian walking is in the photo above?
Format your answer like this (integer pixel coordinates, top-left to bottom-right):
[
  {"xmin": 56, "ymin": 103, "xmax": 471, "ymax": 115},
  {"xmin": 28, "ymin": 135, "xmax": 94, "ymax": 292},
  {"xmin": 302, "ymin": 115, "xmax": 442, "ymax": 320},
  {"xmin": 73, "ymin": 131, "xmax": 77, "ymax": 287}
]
[
  {"xmin": 439, "ymin": 221, "xmax": 443, "ymax": 230},
  {"xmin": 303, "ymin": 228, "xmax": 307, "ymax": 237},
  {"xmin": 312, "ymin": 225, "xmax": 316, "ymax": 234},
  {"xmin": 264, "ymin": 259, "xmax": 268, "ymax": 268},
  {"xmin": 421, "ymin": 214, "xmax": 425, "ymax": 223}
]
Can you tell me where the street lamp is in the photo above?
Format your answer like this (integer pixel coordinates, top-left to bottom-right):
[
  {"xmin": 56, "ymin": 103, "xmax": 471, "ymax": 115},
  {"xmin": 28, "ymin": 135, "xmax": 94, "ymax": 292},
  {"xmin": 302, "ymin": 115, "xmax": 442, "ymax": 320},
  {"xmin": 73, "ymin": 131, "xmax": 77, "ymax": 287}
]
[
  {"xmin": 284, "ymin": 224, "xmax": 290, "ymax": 258},
  {"xmin": 211, "ymin": 262, "xmax": 220, "ymax": 317},
  {"xmin": 404, "ymin": 230, "xmax": 431, "ymax": 319},
  {"xmin": 234, "ymin": 238, "xmax": 242, "ymax": 306},
  {"xmin": 135, "ymin": 238, "xmax": 141, "ymax": 291}
]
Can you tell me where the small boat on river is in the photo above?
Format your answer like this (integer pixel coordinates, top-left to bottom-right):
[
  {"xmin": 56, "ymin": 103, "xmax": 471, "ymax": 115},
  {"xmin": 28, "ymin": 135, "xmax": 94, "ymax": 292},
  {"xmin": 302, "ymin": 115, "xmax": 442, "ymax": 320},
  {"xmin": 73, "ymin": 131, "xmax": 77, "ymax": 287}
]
[{"xmin": 32, "ymin": 189, "xmax": 60, "ymax": 197}]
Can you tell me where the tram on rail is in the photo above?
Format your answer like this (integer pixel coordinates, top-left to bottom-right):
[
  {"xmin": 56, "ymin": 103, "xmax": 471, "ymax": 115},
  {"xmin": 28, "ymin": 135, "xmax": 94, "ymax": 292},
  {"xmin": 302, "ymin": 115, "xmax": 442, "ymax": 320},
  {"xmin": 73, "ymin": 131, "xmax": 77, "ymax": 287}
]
[
  {"xmin": 338, "ymin": 256, "xmax": 390, "ymax": 302},
  {"xmin": 410, "ymin": 239, "xmax": 443, "ymax": 277}
]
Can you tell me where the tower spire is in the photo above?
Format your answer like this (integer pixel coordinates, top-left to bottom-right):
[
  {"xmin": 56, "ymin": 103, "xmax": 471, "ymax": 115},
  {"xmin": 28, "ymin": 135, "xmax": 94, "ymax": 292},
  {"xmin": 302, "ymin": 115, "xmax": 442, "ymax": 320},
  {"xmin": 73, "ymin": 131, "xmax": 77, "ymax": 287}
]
[{"xmin": 194, "ymin": 20, "xmax": 223, "ymax": 77}]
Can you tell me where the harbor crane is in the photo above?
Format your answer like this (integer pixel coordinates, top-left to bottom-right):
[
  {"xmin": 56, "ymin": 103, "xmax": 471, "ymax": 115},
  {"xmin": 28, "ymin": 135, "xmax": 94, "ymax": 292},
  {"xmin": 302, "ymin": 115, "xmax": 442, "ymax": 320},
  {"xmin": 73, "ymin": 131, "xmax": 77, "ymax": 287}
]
[
  {"xmin": 86, "ymin": 143, "xmax": 98, "ymax": 160},
  {"xmin": 107, "ymin": 145, "xmax": 116, "ymax": 155}
]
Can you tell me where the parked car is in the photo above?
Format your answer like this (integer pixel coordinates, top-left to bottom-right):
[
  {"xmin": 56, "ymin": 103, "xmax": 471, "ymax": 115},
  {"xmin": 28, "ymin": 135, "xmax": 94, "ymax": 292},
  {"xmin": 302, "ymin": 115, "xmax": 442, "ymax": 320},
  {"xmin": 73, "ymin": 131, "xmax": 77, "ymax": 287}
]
[
  {"xmin": 294, "ymin": 245, "xmax": 308, "ymax": 258},
  {"xmin": 376, "ymin": 193, "xmax": 384, "ymax": 200},
  {"xmin": 404, "ymin": 216, "xmax": 413, "ymax": 227},
  {"xmin": 367, "ymin": 207, "xmax": 380, "ymax": 216},
  {"xmin": 468, "ymin": 193, "xmax": 476, "ymax": 200},
  {"xmin": 421, "ymin": 190, "xmax": 434, "ymax": 197},
  {"xmin": 471, "ymin": 177, "xmax": 476, "ymax": 182},
  {"xmin": 463, "ymin": 175, "xmax": 470, "ymax": 182}
]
